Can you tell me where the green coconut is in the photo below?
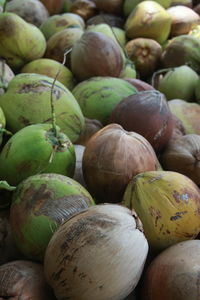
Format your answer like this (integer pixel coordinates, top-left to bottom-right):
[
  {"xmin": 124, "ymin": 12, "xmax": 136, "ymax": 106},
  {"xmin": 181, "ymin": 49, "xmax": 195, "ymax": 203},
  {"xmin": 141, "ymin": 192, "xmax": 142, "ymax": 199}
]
[
  {"xmin": 0, "ymin": 123, "xmax": 76, "ymax": 185},
  {"xmin": 125, "ymin": 1, "xmax": 172, "ymax": 44},
  {"xmin": 40, "ymin": 12, "xmax": 85, "ymax": 40},
  {"xmin": 0, "ymin": 12, "xmax": 46, "ymax": 70},
  {"xmin": 123, "ymin": 0, "xmax": 172, "ymax": 17},
  {"xmin": 21, "ymin": 58, "xmax": 76, "ymax": 91},
  {"xmin": 161, "ymin": 35, "xmax": 200, "ymax": 73},
  {"xmin": 0, "ymin": 73, "xmax": 85, "ymax": 142},
  {"xmin": 168, "ymin": 99, "xmax": 200, "ymax": 135},
  {"xmin": 123, "ymin": 170, "xmax": 200, "ymax": 254},
  {"xmin": 72, "ymin": 76, "xmax": 138, "ymax": 124},
  {"xmin": 157, "ymin": 66, "xmax": 199, "ymax": 101},
  {"xmin": 10, "ymin": 173, "xmax": 95, "ymax": 261}
]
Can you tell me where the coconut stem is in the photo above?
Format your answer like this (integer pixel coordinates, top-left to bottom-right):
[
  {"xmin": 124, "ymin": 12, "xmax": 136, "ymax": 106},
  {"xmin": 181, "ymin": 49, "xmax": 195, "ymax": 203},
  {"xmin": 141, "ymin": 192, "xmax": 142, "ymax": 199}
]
[
  {"xmin": 50, "ymin": 48, "xmax": 72, "ymax": 138},
  {"xmin": 151, "ymin": 67, "xmax": 175, "ymax": 88},
  {"xmin": 100, "ymin": 13, "xmax": 133, "ymax": 63},
  {"xmin": 3, "ymin": 0, "xmax": 8, "ymax": 12}
]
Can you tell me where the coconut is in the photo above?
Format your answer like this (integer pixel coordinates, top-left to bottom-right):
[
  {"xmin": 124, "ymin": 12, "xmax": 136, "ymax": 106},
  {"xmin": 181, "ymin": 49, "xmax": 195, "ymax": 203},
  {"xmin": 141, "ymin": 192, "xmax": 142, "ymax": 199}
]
[
  {"xmin": 70, "ymin": 31, "xmax": 124, "ymax": 81},
  {"xmin": 123, "ymin": 0, "xmax": 172, "ymax": 17},
  {"xmin": 0, "ymin": 260, "xmax": 56, "ymax": 299},
  {"xmin": 45, "ymin": 27, "xmax": 84, "ymax": 64},
  {"xmin": 70, "ymin": 0, "xmax": 98, "ymax": 21},
  {"xmin": 109, "ymin": 90, "xmax": 174, "ymax": 152},
  {"xmin": 40, "ymin": 0, "xmax": 64, "ymax": 15},
  {"xmin": 44, "ymin": 204, "xmax": 148, "ymax": 300},
  {"xmin": 82, "ymin": 124, "xmax": 159, "ymax": 203},
  {"xmin": 21, "ymin": 58, "xmax": 76, "ymax": 91},
  {"xmin": 0, "ymin": 12, "xmax": 46, "ymax": 70},
  {"xmin": 161, "ymin": 35, "xmax": 200, "ymax": 73},
  {"xmin": 125, "ymin": 1, "xmax": 172, "ymax": 44},
  {"xmin": 10, "ymin": 173, "xmax": 94, "ymax": 261},
  {"xmin": 168, "ymin": 99, "xmax": 200, "ymax": 135},
  {"xmin": 0, "ymin": 123, "xmax": 76, "ymax": 185},
  {"xmin": 125, "ymin": 38, "xmax": 162, "ymax": 78},
  {"xmin": 142, "ymin": 240, "xmax": 200, "ymax": 300},
  {"xmin": 167, "ymin": 5, "xmax": 200, "ymax": 37},
  {"xmin": 40, "ymin": 12, "xmax": 85, "ymax": 40},
  {"xmin": 72, "ymin": 76, "xmax": 137, "ymax": 125},
  {"xmin": 0, "ymin": 73, "xmax": 85, "ymax": 143},
  {"xmin": 5, "ymin": 0, "xmax": 49, "ymax": 27},
  {"xmin": 160, "ymin": 134, "xmax": 200, "ymax": 185},
  {"xmin": 123, "ymin": 170, "xmax": 200, "ymax": 254},
  {"xmin": 157, "ymin": 65, "xmax": 199, "ymax": 101}
]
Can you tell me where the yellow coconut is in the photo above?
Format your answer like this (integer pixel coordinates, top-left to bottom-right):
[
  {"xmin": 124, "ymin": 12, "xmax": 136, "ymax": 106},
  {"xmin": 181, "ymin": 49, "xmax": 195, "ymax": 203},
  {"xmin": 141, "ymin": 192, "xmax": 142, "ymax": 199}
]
[{"xmin": 123, "ymin": 170, "xmax": 200, "ymax": 254}]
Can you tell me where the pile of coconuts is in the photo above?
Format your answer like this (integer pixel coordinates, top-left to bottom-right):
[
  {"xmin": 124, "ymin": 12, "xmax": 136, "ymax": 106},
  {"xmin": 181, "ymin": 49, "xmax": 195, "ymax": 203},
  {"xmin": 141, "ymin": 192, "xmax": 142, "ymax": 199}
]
[{"xmin": 0, "ymin": 0, "xmax": 200, "ymax": 299}]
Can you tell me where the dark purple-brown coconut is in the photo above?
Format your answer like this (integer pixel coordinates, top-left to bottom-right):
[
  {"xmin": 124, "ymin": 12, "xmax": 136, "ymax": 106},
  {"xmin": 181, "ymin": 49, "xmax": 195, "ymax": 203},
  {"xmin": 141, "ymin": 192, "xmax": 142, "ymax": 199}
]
[
  {"xmin": 0, "ymin": 260, "xmax": 55, "ymax": 299},
  {"xmin": 82, "ymin": 123, "xmax": 159, "ymax": 203},
  {"xmin": 109, "ymin": 91, "xmax": 174, "ymax": 153},
  {"xmin": 70, "ymin": 31, "xmax": 124, "ymax": 81}
]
